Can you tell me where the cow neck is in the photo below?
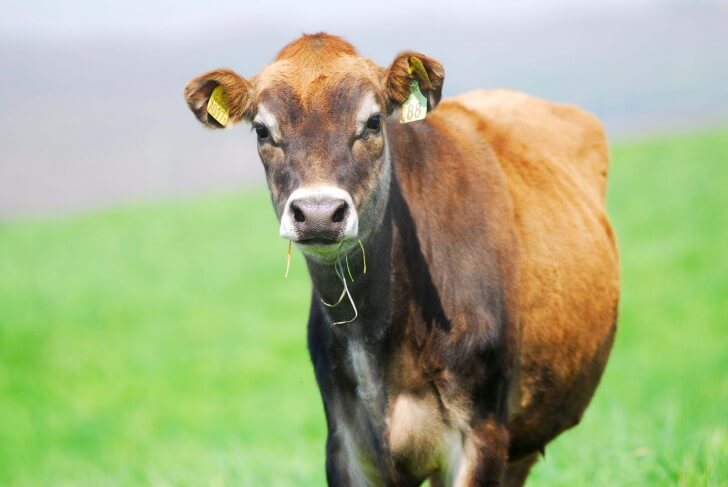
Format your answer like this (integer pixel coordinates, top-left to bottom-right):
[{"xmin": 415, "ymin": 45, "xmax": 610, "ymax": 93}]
[{"xmin": 303, "ymin": 191, "xmax": 396, "ymax": 342}]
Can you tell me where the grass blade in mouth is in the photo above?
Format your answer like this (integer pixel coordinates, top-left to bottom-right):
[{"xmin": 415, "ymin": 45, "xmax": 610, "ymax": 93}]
[
  {"xmin": 284, "ymin": 240, "xmax": 292, "ymax": 278},
  {"xmin": 330, "ymin": 257, "xmax": 358, "ymax": 325},
  {"xmin": 358, "ymin": 239, "xmax": 367, "ymax": 274},
  {"xmin": 319, "ymin": 243, "xmax": 360, "ymax": 325},
  {"xmin": 345, "ymin": 252, "xmax": 354, "ymax": 281},
  {"xmin": 321, "ymin": 287, "xmax": 347, "ymax": 308}
]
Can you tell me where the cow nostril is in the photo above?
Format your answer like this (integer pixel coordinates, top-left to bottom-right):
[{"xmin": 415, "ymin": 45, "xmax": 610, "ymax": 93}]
[
  {"xmin": 331, "ymin": 203, "xmax": 348, "ymax": 223},
  {"xmin": 292, "ymin": 203, "xmax": 306, "ymax": 223}
]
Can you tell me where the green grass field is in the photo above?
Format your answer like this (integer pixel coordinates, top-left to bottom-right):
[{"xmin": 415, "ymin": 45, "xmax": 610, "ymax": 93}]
[{"xmin": 1, "ymin": 129, "xmax": 726, "ymax": 486}]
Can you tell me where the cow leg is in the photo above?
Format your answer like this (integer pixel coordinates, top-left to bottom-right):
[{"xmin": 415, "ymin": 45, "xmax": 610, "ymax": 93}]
[
  {"xmin": 450, "ymin": 418, "xmax": 509, "ymax": 486},
  {"xmin": 324, "ymin": 420, "xmax": 383, "ymax": 487},
  {"xmin": 325, "ymin": 430, "xmax": 350, "ymax": 486},
  {"xmin": 503, "ymin": 452, "xmax": 539, "ymax": 487},
  {"xmin": 468, "ymin": 419, "xmax": 509, "ymax": 486}
]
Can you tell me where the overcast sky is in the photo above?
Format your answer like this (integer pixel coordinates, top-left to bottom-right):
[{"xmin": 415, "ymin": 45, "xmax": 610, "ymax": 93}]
[{"xmin": 2, "ymin": 0, "xmax": 689, "ymax": 41}]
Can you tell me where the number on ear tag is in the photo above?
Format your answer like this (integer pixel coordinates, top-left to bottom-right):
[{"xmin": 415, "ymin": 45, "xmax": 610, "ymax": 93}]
[
  {"xmin": 207, "ymin": 85, "xmax": 230, "ymax": 127},
  {"xmin": 400, "ymin": 80, "xmax": 427, "ymax": 124}
]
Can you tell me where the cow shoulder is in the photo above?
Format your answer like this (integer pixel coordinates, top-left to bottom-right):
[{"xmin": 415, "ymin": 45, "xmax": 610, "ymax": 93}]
[{"xmin": 387, "ymin": 104, "xmax": 520, "ymax": 364}]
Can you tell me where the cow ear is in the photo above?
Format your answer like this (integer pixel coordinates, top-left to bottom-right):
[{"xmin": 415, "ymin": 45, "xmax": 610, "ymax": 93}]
[
  {"xmin": 184, "ymin": 68, "xmax": 253, "ymax": 129},
  {"xmin": 384, "ymin": 51, "xmax": 444, "ymax": 113}
]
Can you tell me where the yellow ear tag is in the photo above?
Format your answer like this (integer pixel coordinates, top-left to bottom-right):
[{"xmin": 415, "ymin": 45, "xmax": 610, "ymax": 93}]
[
  {"xmin": 207, "ymin": 85, "xmax": 230, "ymax": 127},
  {"xmin": 400, "ymin": 80, "xmax": 428, "ymax": 124},
  {"xmin": 408, "ymin": 56, "xmax": 433, "ymax": 89}
]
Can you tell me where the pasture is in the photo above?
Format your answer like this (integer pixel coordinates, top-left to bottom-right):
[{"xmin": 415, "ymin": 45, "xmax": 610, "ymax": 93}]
[{"xmin": 0, "ymin": 129, "xmax": 726, "ymax": 485}]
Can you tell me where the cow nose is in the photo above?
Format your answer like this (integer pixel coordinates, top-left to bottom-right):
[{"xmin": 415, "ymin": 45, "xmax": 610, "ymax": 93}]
[
  {"xmin": 289, "ymin": 198, "xmax": 349, "ymax": 241},
  {"xmin": 280, "ymin": 187, "xmax": 359, "ymax": 243},
  {"xmin": 291, "ymin": 199, "xmax": 348, "ymax": 224}
]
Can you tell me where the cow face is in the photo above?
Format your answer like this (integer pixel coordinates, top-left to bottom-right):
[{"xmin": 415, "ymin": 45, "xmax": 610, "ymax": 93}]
[{"xmin": 184, "ymin": 34, "xmax": 443, "ymax": 260}]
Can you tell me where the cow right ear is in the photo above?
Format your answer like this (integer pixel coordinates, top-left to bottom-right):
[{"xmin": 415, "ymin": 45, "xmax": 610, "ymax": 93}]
[{"xmin": 183, "ymin": 68, "xmax": 254, "ymax": 129}]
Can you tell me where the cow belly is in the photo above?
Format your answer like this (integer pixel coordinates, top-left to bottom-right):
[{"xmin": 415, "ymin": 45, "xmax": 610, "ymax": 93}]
[{"xmin": 506, "ymin": 178, "xmax": 620, "ymax": 456}]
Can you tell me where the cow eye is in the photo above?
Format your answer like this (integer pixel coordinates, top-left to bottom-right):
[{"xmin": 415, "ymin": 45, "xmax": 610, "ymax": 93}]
[
  {"xmin": 365, "ymin": 114, "xmax": 381, "ymax": 132},
  {"xmin": 253, "ymin": 123, "xmax": 270, "ymax": 140}
]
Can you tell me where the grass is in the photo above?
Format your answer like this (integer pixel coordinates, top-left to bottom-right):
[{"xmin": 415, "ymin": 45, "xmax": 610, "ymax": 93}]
[{"xmin": 1, "ymin": 129, "xmax": 726, "ymax": 486}]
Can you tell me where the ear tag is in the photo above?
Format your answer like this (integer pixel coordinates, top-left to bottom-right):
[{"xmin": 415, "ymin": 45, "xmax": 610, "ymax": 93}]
[
  {"xmin": 408, "ymin": 56, "xmax": 433, "ymax": 89},
  {"xmin": 207, "ymin": 85, "xmax": 230, "ymax": 127},
  {"xmin": 400, "ymin": 80, "xmax": 428, "ymax": 124}
]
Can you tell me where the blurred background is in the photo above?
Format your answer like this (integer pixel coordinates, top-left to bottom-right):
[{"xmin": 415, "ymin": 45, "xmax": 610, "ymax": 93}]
[
  {"xmin": 2, "ymin": 0, "xmax": 728, "ymax": 216},
  {"xmin": 1, "ymin": 0, "xmax": 726, "ymax": 485}
]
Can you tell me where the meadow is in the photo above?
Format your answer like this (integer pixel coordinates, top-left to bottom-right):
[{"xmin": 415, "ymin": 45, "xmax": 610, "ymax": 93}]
[{"xmin": 0, "ymin": 129, "xmax": 726, "ymax": 486}]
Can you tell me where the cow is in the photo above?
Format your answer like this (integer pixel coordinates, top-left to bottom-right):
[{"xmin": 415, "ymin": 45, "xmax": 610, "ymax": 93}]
[{"xmin": 184, "ymin": 33, "xmax": 620, "ymax": 486}]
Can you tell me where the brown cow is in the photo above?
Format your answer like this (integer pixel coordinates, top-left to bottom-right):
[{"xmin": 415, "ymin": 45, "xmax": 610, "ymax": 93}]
[{"xmin": 184, "ymin": 33, "xmax": 619, "ymax": 486}]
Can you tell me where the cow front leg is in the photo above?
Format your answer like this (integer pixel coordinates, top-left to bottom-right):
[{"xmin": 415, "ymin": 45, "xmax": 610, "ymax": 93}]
[
  {"xmin": 325, "ymin": 430, "xmax": 350, "ymax": 487},
  {"xmin": 325, "ymin": 424, "xmax": 385, "ymax": 487},
  {"xmin": 452, "ymin": 417, "xmax": 509, "ymax": 486},
  {"xmin": 326, "ymin": 430, "xmax": 371, "ymax": 487}
]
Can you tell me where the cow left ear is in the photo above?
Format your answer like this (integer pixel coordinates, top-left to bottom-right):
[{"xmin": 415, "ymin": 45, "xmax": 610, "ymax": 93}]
[{"xmin": 384, "ymin": 51, "xmax": 445, "ymax": 114}]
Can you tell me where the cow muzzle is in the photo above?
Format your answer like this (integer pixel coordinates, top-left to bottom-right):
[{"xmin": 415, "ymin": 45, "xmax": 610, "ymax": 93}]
[{"xmin": 279, "ymin": 187, "xmax": 359, "ymax": 246}]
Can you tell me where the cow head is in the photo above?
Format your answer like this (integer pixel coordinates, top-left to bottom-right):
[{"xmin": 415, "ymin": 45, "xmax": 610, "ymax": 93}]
[{"xmin": 184, "ymin": 33, "xmax": 443, "ymax": 260}]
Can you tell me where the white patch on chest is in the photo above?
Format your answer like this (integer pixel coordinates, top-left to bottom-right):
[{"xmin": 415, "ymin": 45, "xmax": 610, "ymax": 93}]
[
  {"xmin": 328, "ymin": 342, "xmax": 384, "ymax": 485},
  {"xmin": 348, "ymin": 342, "xmax": 380, "ymax": 409}
]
